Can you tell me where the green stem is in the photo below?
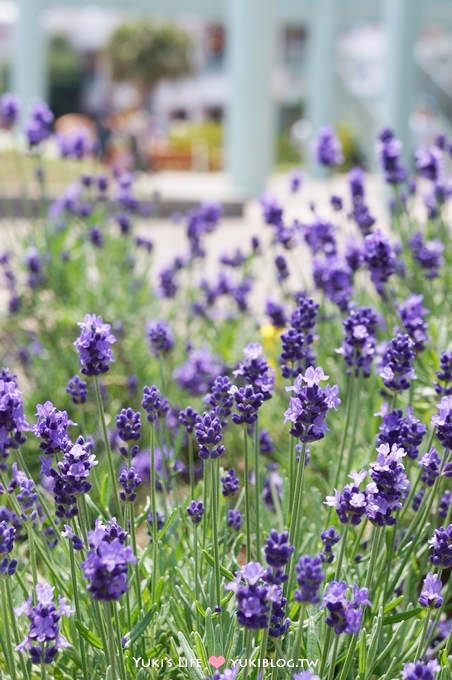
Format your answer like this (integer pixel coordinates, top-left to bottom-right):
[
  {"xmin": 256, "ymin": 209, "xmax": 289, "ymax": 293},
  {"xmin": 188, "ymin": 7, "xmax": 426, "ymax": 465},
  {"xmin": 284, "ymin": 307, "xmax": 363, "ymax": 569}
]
[
  {"xmin": 254, "ymin": 421, "xmax": 261, "ymax": 560},
  {"xmin": 194, "ymin": 524, "xmax": 200, "ymax": 629},
  {"xmin": 211, "ymin": 458, "xmax": 222, "ymax": 611},
  {"xmin": 1, "ymin": 577, "xmax": 18, "ymax": 680},
  {"xmin": 94, "ymin": 376, "xmax": 121, "ymax": 518},
  {"xmin": 243, "ymin": 427, "xmax": 252, "ymax": 562},
  {"xmin": 332, "ymin": 374, "xmax": 353, "ymax": 492},
  {"xmin": 5, "ymin": 576, "xmax": 29, "ymax": 679},
  {"xmin": 343, "ymin": 374, "xmax": 362, "ymax": 484},
  {"xmin": 130, "ymin": 503, "xmax": 143, "ymax": 615},
  {"xmin": 327, "ymin": 634, "xmax": 340, "ymax": 680},
  {"xmin": 69, "ymin": 543, "xmax": 89, "ymax": 680},
  {"xmin": 292, "ymin": 604, "xmax": 305, "ymax": 663},
  {"xmin": 415, "ymin": 610, "xmax": 431, "ymax": 661},
  {"xmin": 335, "ymin": 523, "xmax": 349, "ymax": 581},
  {"xmin": 104, "ymin": 601, "xmax": 118, "ymax": 678},
  {"xmin": 243, "ymin": 630, "xmax": 253, "ymax": 680},
  {"xmin": 337, "ymin": 635, "xmax": 358, "ymax": 680},
  {"xmin": 287, "ymin": 441, "xmax": 307, "ymax": 594},
  {"xmin": 188, "ymin": 433, "xmax": 195, "ymax": 500},
  {"xmin": 150, "ymin": 423, "xmax": 158, "ymax": 603},
  {"xmin": 289, "ymin": 435, "xmax": 295, "ymax": 509},
  {"xmin": 113, "ymin": 602, "xmax": 127, "ymax": 680}
]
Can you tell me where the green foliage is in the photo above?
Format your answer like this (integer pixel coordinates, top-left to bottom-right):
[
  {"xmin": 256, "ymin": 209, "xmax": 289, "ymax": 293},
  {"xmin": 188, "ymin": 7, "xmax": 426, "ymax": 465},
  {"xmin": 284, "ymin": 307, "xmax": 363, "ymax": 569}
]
[
  {"xmin": 48, "ymin": 34, "xmax": 83, "ymax": 117},
  {"xmin": 106, "ymin": 20, "xmax": 192, "ymax": 91}
]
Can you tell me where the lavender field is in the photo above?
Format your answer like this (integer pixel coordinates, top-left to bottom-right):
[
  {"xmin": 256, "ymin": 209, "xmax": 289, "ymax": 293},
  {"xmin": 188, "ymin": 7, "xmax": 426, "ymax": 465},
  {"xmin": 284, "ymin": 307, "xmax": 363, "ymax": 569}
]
[{"xmin": 0, "ymin": 98, "xmax": 452, "ymax": 680}]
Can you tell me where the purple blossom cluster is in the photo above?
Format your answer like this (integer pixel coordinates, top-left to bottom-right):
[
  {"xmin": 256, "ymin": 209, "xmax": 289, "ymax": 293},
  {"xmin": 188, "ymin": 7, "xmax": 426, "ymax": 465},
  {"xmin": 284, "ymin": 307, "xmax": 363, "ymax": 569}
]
[
  {"xmin": 74, "ymin": 314, "xmax": 116, "ymax": 376},
  {"xmin": 15, "ymin": 583, "xmax": 72, "ymax": 664},
  {"xmin": 284, "ymin": 367, "xmax": 340, "ymax": 442},
  {"xmin": 82, "ymin": 518, "xmax": 136, "ymax": 600},
  {"xmin": 322, "ymin": 581, "xmax": 371, "ymax": 634}
]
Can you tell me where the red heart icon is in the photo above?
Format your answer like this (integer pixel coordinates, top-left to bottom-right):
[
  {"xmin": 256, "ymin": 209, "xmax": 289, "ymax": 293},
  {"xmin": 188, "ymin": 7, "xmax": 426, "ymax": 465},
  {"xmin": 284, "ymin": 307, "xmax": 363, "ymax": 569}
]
[{"xmin": 209, "ymin": 656, "xmax": 226, "ymax": 669}]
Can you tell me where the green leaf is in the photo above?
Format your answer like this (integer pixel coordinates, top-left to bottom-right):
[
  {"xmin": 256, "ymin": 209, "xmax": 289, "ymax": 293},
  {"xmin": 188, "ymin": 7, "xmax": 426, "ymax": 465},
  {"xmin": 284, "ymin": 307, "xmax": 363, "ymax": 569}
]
[
  {"xmin": 202, "ymin": 550, "xmax": 235, "ymax": 581},
  {"xmin": 383, "ymin": 607, "xmax": 422, "ymax": 625},
  {"xmin": 383, "ymin": 595, "xmax": 404, "ymax": 614},
  {"xmin": 128, "ymin": 606, "xmax": 157, "ymax": 644},
  {"xmin": 158, "ymin": 508, "xmax": 179, "ymax": 540},
  {"xmin": 74, "ymin": 621, "xmax": 103, "ymax": 649},
  {"xmin": 176, "ymin": 632, "xmax": 204, "ymax": 680}
]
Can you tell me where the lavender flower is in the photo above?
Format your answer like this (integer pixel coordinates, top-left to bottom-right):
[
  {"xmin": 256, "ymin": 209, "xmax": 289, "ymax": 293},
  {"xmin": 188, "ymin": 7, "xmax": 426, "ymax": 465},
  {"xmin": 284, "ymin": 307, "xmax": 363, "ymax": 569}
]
[
  {"xmin": 435, "ymin": 351, "xmax": 452, "ymax": 396},
  {"xmin": 377, "ymin": 128, "xmax": 406, "ymax": 185},
  {"xmin": 118, "ymin": 465, "xmax": 142, "ymax": 502},
  {"xmin": 323, "ymin": 581, "xmax": 371, "ymax": 634},
  {"xmin": 314, "ymin": 126, "xmax": 344, "ymax": 167},
  {"xmin": 227, "ymin": 510, "xmax": 242, "ymax": 530},
  {"xmin": 141, "ymin": 385, "xmax": 169, "ymax": 423},
  {"xmin": 419, "ymin": 572, "xmax": 443, "ymax": 608},
  {"xmin": 284, "ymin": 367, "xmax": 340, "ymax": 442},
  {"xmin": 66, "ymin": 375, "xmax": 88, "ymax": 405},
  {"xmin": 178, "ymin": 406, "xmax": 199, "ymax": 433},
  {"xmin": 0, "ymin": 519, "xmax": 17, "ymax": 575},
  {"xmin": 33, "ymin": 401, "xmax": 75, "ymax": 455},
  {"xmin": 0, "ymin": 93, "xmax": 20, "ymax": 127},
  {"xmin": 320, "ymin": 526, "xmax": 340, "ymax": 563},
  {"xmin": 174, "ymin": 349, "xmax": 223, "ymax": 396},
  {"xmin": 233, "ymin": 343, "xmax": 274, "ymax": 400},
  {"xmin": 295, "ymin": 555, "xmax": 325, "ymax": 603},
  {"xmin": 264, "ymin": 530, "xmax": 294, "ymax": 569},
  {"xmin": 147, "ymin": 511, "xmax": 164, "ymax": 532},
  {"xmin": 338, "ymin": 306, "xmax": 379, "ymax": 377},
  {"xmin": 0, "ymin": 372, "xmax": 28, "ymax": 458},
  {"xmin": 303, "ymin": 217, "xmax": 337, "ymax": 257},
  {"xmin": 379, "ymin": 331, "xmax": 415, "ymax": 392},
  {"xmin": 398, "ymin": 294, "xmax": 428, "ymax": 352},
  {"xmin": 225, "ymin": 562, "xmax": 282, "ymax": 629},
  {"xmin": 415, "ymin": 146, "xmax": 443, "ymax": 182},
  {"xmin": 205, "ymin": 376, "xmax": 233, "ymax": 424},
  {"xmin": 289, "ymin": 169, "xmax": 303, "ymax": 193},
  {"xmin": 363, "ymin": 230, "xmax": 397, "ymax": 297},
  {"xmin": 439, "ymin": 490, "xmax": 451, "ymax": 519},
  {"xmin": 231, "ymin": 384, "xmax": 265, "ymax": 425},
  {"xmin": 42, "ymin": 437, "xmax": 97, "ymax": 518},
  {"xmin": 74, "ymin": 314, "xmax": 116, "ymax": 376},
  {"xmin": 419, "ymin": 448, "xmax": 441, "ymax": 486},
  {"xmin": 366, "ymin": 443, "xmax": 409, "ymax": 525},
  {"xmin": 401, "ymin": 660, "xmax": 439, "ymax": 680},
  {"xmin": 61, "ymin": 524, "xmax": 84, "ymax": 551},
  {"xmin": 259, "ymin": 430, "xmax": 274, "ymax": 455},
  {"xmin": 325, "ymin": 470, "xmax": 371, "ymax": 525},
  {"xmin": 221, "ymin": 468, "xmax": 240, "ymax": 496},
  {"xmin": 82, "ymin": 519, "xmax": 135, "ymax": 600},
  {"xmin": 195, "ymin": 412, "xmax": 225, "ymax": 460},
  {"xmin": 187, "ymin": 500, "xmax": 204, "ymax": 524},
  {"xmin": 15, "ymin": 582, "xmax": 72, "ymax": 664},
  {"xmin": 26, "ymin": 101, "xmax": 54, "ymax": 146},
  {"xmin": 313, "ymin": 257, "xmax": 352, "ymax": 311},
  {"xmin": 428, "ymin": 524, "xmax": 452, "ymax": 568},
  {"xmin": 432, "ymin": 395, "xmax": 452, "ymax": 449},
  {"xmin": 376, "ymin": 406, "xmax": 426, "ymax": 460},
  {"xmin": 146, "ymin": 320, "xmax": 174, "ymax": 357},
  {"xmin": 265, "ymin": 299, "xmax": 287, "ymax": 328},
  {"xmin": 262, "ymin": 468, "xmax": 283, "ymax": 512},
  {"xmin": 116, "ymin": 408, "xmax": 141, "ymax": 442},
  {"xmin": 410, "ymin": 233, "xmax": 443, "ymax": 279},
  {"xmin": 9, "ymin": 464, "xmax": 38, "ymax": 518},
  {"xmin": 274, "ymin": 255, "xmax": 289, "ymax": 283}
]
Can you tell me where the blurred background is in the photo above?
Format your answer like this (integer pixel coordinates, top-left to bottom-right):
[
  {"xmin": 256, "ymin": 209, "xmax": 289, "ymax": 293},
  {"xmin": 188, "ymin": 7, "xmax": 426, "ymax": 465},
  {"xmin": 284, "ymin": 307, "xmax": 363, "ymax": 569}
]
[{"xmin": 0, "ymin": 0, "xmax": 452, "ymax": 197}]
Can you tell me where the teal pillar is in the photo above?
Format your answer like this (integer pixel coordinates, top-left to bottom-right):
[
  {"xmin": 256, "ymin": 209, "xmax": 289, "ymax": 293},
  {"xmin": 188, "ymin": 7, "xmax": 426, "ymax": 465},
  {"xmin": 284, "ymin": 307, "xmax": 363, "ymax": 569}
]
[
  {"xmin": 382, "ymin": 0, "xmax": 421, "ymax": 160},
  {"xmin": 12, "ymin": 0, "xmax": 47, "ymax": 123},
  {"xmin": 225, "ymin": 0, "xmax": 275, "ymax": 198},
  {"xmin": 306, "ymin": 0, "xmax": 337, "ymax": 174}
]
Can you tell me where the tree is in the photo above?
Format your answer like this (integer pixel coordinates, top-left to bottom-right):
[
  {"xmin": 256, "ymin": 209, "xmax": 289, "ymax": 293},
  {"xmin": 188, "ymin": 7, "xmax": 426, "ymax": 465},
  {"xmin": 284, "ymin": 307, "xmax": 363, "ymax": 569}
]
[{"xmin": 106, "ymin": 21, "xmax": 192, "ymax": 95}]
